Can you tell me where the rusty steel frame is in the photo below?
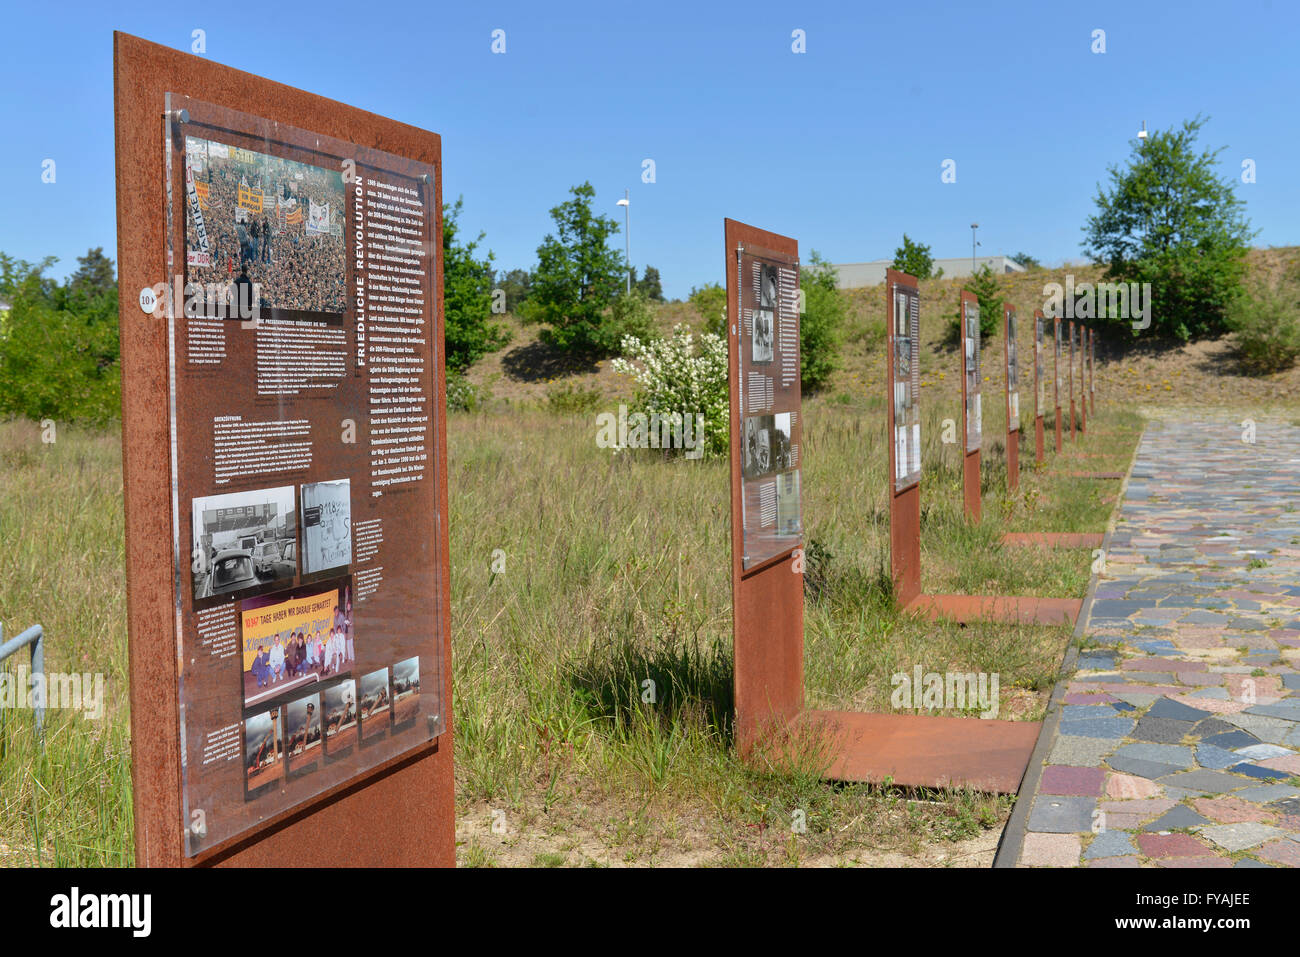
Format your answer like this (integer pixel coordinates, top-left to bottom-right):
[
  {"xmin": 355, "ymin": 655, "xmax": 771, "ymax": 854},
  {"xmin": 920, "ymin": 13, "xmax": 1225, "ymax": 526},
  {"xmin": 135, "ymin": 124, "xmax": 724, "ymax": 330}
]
[{"xmin": 114, "ymin": 33, "xmax": 454, "ymax": 867}]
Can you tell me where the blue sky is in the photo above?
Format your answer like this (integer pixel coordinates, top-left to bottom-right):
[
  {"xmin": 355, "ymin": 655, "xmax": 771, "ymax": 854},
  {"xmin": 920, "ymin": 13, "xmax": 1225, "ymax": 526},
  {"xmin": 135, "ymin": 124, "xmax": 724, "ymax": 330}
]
[{"xmin": 1, "ymin": 0, "xmax": 1295, "ymax": 299}]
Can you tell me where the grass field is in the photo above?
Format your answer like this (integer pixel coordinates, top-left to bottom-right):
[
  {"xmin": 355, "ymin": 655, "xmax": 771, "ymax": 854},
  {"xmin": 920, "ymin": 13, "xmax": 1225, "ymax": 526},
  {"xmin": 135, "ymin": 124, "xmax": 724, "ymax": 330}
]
[
  {"xmin": 15, "ymin": 253, "xmax": 1238, "ymax": 865},
  {"xmin": 0, "ymin": 357, "xmax": 1143, "ymax": 867}
]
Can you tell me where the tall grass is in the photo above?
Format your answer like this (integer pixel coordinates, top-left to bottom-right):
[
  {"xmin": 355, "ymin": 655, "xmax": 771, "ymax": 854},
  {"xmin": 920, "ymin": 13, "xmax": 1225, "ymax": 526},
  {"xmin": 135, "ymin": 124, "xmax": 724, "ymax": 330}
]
[
  {"xmin": 0, "ymin": 386, "xmax": 1141, "ymax": 866},
  {"xmin": 0, "ymin": 421, "xmax": 132, "ymax": 865}
]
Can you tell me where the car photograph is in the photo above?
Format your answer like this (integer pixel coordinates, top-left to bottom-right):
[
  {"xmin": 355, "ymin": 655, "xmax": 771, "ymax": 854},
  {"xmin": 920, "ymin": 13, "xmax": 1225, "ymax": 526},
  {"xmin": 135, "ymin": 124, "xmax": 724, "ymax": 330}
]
[{"xmin": 203, "ymin": 549, "xmax": 258, "ymax": 597}]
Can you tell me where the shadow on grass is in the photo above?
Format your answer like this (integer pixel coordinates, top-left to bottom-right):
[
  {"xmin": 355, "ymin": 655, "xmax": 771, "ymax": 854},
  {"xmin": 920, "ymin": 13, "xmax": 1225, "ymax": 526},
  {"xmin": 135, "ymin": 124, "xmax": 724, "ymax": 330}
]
[
  {"xmin": 568, "ymin": 633, "xmax": 736, "ymax": 744},
  {"xmin": 501, "ymin": 338, "xmax": 601, "ymax": 382}
]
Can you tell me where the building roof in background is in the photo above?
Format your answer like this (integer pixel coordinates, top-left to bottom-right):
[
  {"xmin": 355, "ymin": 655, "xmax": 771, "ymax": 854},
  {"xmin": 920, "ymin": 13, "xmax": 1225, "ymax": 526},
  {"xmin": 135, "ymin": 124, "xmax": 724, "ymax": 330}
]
[{"xmin": 825, "ymin": 256, "xmax": 1027, "ymax": 289}]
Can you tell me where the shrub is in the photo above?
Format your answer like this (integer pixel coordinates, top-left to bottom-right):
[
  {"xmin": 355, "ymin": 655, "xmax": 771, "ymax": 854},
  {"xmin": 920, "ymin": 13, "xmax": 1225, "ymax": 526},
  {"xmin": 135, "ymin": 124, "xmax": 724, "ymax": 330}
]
[
  {"xmin": 0, "ymin": 252, "xmax": 120, "ymax": 426},
  {"xmin": 688, "ymin": 283, "xmax": 727, "ymax": 338},
  {"xmin": 601, "ymin": 289, "xmax": 657, "ymax": 354},
  {"xmin": 446, "ymin": 371, "xmax": 488, "ymax": 412},
  {"xmin": 800, "ymin": 251, "xmax": 847, "ymax": 393},
  {"xmin": 1227, "ymin": 273, "xmax": 1300, "ymax": 374},
  {"xmin": 443, "ymin": 198, "xmax": 510, "ymax": 372},
  {"xmin": 949, "ymin": 264, "xmax": 1000, "ymax": 340},
  {"xmin": 610, "ymin": 324, "xmax": 729, "ymax": 457}
]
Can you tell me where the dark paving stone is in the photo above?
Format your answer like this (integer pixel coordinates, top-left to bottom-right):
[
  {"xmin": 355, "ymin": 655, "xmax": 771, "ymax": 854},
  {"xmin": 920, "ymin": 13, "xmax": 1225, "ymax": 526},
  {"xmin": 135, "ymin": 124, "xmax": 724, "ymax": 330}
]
[
  {"xmin": 1234, "ymin": 858, "xmax": 1275, "ymax": 868},
  {"xmin": 1027, "ymin": 796, "xmax": 1097, "ymax": 833},
  {"xmin": 1060, "ymin": 718, "xmax": 1135, "ymax": 739},
  {"xmin": 1122, "ymin": 672, "xmax": 1178, "ymax": 683},
  {"xmin": 1157, "ymin": 769, "xmax": 1255, "ymax": 795},
  {"xmin": 1078, "ymin": 655, "xmax": 1117, "ymax": 671},
  {"xmin": 1143, "ymin": 805, "xmax": 1212, "ymax": 831},
  {"xmin": 1133, "ymin": 717, "xmax": 1195, "ymax": 744},
  {"xmin": 1148, "ymin": 698, "xmax": 1213, "ymax": 722},
  {"xmin": 1092, "ymin": 600, "xmax": 1150, "ymax": 617},
  {"xmin": 1203, "ymin": 730, "xmax": 1262, "ymax": 750},
  {"xmin": 1233, "ymin": 764, "xmax": 1293, "ymax": 781},
  {"xmin": 1084, "ymin": 830, "xmax": 1137, "ymax": 859},
  {"xmin": 1108, "ymin": 756, "xmax": 1183, "ymax": 779},
  {"xmin": 1193, "ymin": 718, "xmax": 1239, "ymax": 738},
  {"xmin": 1266, "ymin": 797, "xmax": 1300, "ymax": 816},
  {"xmin": 1197, "ymin": 744, "xmax": 1247, "ymax": 770},
  {"xmin": 1246, "ymin": 700, "xmax": 1300, "ymax": 720}
]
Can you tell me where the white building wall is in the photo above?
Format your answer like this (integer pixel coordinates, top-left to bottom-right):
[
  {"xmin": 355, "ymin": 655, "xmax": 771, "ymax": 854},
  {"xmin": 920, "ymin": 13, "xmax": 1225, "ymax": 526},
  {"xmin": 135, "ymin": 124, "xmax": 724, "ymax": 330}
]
[{"xmin": 826, "ymin": 256, "xmax": 1026, "ymax": 289}]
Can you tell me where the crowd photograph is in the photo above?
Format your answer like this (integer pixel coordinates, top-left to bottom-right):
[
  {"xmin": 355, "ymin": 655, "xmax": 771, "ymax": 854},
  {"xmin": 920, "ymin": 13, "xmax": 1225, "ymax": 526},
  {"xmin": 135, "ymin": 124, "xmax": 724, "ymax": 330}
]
[{"xmin": 184, "ymin": 136, "xmax": 347, "ymax": 317}]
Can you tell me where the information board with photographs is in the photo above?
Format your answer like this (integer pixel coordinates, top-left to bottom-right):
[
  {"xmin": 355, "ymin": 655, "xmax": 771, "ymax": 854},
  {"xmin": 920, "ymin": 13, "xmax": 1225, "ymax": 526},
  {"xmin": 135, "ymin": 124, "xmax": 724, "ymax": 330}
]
[
  {"xmin": 962, "ymin": 298, "xmax": 982, "ymax": 453},
  {"xmin": 163, "ymin": 95, "xmax": 445, "ymax": 856},
  {"xmin": 891, "ymin": 280, "xmax": 921, "ymax": 492},
  {"xmin": 1054, "ymin": 317, "xmax": 1063, "ymax": 407},
  {"xmin": 1034, "ymin": 312, "xmax": 1045, "ymax": 419},
  {"xmin": 1070, "ymin": 322, "xmax": 1078, "ymax": 403},
  {"xmin": 735, "ymin": 243, "xmax": 802, "ymax": 569},
  {"xmin": 1005, "ymin": 307, "xmax": 1020, "ymax": 432},
  {"xmin": 1090, "ymin": 329, "xmax": 1096, "ymax": 395}
]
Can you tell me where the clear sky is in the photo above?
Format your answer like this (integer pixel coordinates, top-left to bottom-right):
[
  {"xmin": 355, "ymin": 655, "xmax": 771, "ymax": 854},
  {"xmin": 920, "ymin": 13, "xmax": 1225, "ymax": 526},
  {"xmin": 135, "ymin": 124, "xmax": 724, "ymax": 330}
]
[{"xmin": 1, "ymin": 0, "xmax": 1296, "ymax": 300}]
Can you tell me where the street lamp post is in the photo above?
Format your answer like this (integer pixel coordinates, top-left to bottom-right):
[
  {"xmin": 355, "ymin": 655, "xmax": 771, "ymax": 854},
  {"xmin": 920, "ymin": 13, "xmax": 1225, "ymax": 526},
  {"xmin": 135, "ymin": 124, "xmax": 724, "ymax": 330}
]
[
  {"xmin": 970, "ymin": 222, "xmax": 979, "ymax": 272},
  {"xmin": 617, "ymin": 190, "xmax": 630, "ymax": 293}
]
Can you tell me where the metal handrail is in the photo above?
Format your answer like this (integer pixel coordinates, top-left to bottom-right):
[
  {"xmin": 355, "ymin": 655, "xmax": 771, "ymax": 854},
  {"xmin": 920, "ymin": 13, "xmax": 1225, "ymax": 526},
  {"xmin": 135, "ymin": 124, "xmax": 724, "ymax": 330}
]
[{"xmin": 0, "ymin": 622, "xmax": 45, "ymax": 739}]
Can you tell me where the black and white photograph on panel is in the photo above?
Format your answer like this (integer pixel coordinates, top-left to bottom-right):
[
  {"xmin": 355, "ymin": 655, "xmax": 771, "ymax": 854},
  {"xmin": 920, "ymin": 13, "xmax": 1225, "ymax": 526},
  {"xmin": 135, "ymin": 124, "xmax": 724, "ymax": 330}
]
[
  {"xmin": 191, "ymin": 485, "xmax": 297, "ymax": 600},
  {"xmin": 743, "ymin": 414, "xmax": 775, "ymax": 478},
  {"xmin": 300, "ymin": 478, "xmax": 352, "ymax": 575}
]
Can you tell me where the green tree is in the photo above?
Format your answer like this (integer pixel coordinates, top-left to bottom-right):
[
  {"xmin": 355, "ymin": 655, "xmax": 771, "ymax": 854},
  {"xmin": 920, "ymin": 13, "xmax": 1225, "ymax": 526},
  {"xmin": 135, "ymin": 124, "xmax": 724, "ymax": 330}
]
[
  {"xmin": 0, "ymin": 253, "xmax": 120, "ymax": 425},
  {"xmin": 636, "ymin": 265, "xmax": 664, "ymax": 302},
  {"xmin": 891, "ymin": 234, "xmax": 935, "ymax": 279},
  {"xmin": 1082, "ymin": 115, "xmax": 1255, "ymax": 340},
  {"xmin": 496, "ymin": 267, "xmax": 532, "ymax": 312},
  {"xmin": 689, "ymin": 282, "xmax": 727, "ymax": 337},
  {"xmin": 523, "ymin": 182, "xmax": 627, "ymax": 354},
  {"xmin": 1010, "ymin": 251, "xmax": 1042, "ymax": 270},
  {"xmin": 799, "ymin": 252, "xmax": 847, "ymax": 392},
  {"xmin": 959, "ymin": 264, "xmax": 1001, "ymax": 338},
  {"xmin": 443, "ymin": 198, "xmax": 509, "ymax": 372},
  {"xmin": 67, "ymin": 247, "xmax": 117, "ymax": 301}
]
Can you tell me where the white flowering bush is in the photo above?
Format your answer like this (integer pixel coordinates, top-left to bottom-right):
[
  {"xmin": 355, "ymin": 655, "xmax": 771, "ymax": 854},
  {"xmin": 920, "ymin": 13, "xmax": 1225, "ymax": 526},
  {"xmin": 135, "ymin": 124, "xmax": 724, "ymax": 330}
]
[{"xmin": 611, "ymin": 324, "xmax": 729, "ymax": 457}]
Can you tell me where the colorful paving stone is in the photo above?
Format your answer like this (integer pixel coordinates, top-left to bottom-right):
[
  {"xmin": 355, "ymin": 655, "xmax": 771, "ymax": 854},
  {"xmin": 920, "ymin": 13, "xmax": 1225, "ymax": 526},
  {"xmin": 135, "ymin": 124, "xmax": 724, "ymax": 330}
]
[{"xmin": 1010, "ymin": 416, "xmax": 1300, "ymax": 867}]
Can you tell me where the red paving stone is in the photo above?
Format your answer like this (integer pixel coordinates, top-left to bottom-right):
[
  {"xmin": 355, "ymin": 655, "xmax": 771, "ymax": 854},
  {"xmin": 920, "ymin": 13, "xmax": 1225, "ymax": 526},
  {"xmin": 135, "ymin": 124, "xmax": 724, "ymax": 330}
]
[
  {"xmin": 1041, "ymin": 765, "xmax": 1106, "ymax": 796},
  {"xmin": 1136, "ymin": 833, "xmax": 1210, "ymax": 858},
  {"xmin": 1226, "ymin": 674, "xmax": 1282, "ymax": 698},
  {"xmin": 1106, "ymin": 774, "xmax": 1161, "ymax": 799},
  {"xmin": 1065, "ymin": 693, "xmax": 1119, "ymax": 705},
  {"xmin": 1191, "ymin": 797, "xmax": 1278, "ymax": 825},
  {"xmin": 1156, "ymin": 856, "xmax": 1233, "ymax": 868},
  {"xmin": 1104, "ymin": 813, "xmax": 1143, "ymax": 830},
  {"xmin": 1021, "ymin": 832, "xmax": 1082, "ymax": 867},
  {"xmin": 1087, "ymin": 855, "xmax": 1142, "ymax": 868},
  {"xmin": 1257, "ymin": 841, "xmax": 1300, "ymax": 867},
  {"xmin": 1259, "ymin": 754, "xmax": 1300, "ymax": 774}
]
